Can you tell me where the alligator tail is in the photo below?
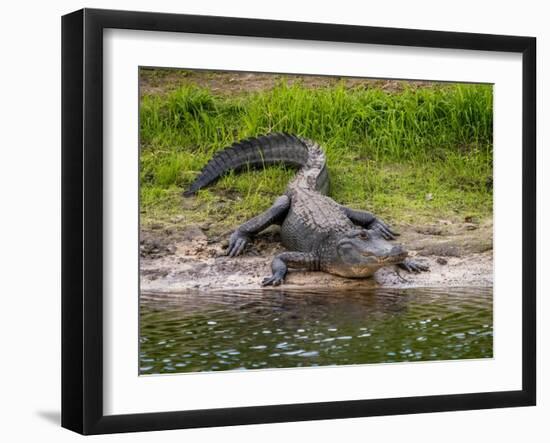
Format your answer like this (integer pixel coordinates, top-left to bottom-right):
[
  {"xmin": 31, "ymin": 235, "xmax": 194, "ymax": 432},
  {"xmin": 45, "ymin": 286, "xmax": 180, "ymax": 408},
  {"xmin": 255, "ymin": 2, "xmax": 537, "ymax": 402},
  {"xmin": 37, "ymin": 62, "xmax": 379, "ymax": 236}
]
[{"xmin": 183, "ymin": 133, "xmax": 327, "ymax": 196}]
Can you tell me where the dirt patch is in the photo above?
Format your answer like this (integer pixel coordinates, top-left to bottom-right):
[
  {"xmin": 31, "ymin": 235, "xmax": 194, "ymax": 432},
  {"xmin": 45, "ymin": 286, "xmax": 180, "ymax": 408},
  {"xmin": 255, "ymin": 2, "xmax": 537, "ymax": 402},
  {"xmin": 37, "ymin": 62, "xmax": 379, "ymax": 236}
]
[
  {"xmin": 139, "ymin": 68, "xmax": 439, "ymax": 97},
  {"xmin": 140, "ymin": 218, "xmax": 493, "ymax": 293}
]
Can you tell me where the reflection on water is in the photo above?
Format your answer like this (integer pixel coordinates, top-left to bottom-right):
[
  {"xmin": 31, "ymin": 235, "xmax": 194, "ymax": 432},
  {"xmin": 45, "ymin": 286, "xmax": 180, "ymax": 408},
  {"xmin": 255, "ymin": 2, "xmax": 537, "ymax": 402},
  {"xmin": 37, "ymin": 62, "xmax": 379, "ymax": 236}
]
[{"xmin": 139, "ymin": 287, "xmax": 492, "ymax": 374}]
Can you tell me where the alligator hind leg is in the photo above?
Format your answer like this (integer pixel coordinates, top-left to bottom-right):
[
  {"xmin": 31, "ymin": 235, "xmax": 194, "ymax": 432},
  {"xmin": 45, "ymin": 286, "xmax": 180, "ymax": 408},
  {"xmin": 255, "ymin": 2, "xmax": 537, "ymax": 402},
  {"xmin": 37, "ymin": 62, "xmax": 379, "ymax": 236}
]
[
  {"xmin": 262, "ymin": 252, "xmax": 320, "ymax": 286},
  {"xmin": 227, "ymin": 195, "xmax": 290, "ymax": 257},
  {"xmin": 340, "ymin": 206, "xmax": 398, "ymax": 240}
]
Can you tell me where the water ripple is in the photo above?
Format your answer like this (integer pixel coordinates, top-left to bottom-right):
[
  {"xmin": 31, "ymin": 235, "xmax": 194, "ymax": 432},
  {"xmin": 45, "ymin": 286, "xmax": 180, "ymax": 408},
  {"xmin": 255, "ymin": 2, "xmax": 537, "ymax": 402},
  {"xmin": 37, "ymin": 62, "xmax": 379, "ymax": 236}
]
[{"xmin": 140, "ymin": 287, "xmax": 493, "ymax": 374}]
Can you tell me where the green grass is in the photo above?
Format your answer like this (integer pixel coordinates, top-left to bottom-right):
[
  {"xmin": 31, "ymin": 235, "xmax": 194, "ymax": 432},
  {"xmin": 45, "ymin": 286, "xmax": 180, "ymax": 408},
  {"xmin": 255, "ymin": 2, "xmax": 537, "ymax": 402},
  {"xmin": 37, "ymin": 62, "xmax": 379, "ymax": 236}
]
[{"xmin": 140, "ymin": 78, "xmax": 493, "ymax": 231}]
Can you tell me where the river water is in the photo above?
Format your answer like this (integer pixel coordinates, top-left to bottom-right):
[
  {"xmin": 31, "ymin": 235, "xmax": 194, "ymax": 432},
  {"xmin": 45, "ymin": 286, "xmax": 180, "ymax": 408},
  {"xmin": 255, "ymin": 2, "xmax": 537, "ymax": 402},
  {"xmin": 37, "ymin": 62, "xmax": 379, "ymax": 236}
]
[{"xmin": 139, "ymin": 287, "xmax": 492, "ymax": 375}]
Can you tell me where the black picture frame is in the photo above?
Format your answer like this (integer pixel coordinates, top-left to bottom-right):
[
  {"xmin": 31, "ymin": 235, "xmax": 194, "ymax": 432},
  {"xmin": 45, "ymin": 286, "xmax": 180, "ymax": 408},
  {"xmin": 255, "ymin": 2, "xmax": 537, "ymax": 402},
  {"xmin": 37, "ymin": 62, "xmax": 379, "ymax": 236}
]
[{"xmin": 61, "ymin": 8, "xmax": 536, "ymax": 435}]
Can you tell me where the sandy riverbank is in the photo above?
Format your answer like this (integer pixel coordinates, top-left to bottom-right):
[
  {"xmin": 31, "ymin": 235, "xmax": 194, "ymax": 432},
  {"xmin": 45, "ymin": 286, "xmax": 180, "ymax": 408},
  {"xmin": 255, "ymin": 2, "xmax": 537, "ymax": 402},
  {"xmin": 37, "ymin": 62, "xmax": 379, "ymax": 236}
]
[{"xmin": 140, "ymin": 217, "xmax": 493, "ymax": 292}]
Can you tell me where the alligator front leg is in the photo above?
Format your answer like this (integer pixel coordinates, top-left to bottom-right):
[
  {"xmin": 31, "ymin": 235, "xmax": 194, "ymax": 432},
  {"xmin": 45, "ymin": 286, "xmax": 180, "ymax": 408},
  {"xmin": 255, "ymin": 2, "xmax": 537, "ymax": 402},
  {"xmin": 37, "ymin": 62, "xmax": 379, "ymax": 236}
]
[
  {"xmin": 398, "ymin": 258, "xmax": 429, "ymax": 273},
  {"xmin": 227, "ymin": 195, "xmax": 290, "ymax": 257},
  {"xmin": 261, "ymin": 252, "xmax": 320, "ymax": 286},
  {"xmin": 340, "ymin": 206, "xmax": 398, "ymax": 240}
]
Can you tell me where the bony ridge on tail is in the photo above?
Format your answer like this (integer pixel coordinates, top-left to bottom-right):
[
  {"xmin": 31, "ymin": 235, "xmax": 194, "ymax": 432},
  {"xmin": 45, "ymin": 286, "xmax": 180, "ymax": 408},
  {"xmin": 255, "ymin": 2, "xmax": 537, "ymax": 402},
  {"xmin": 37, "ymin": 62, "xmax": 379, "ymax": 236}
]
[{"xmin": 184, "ymin": 133, "xmax": 429, "ymax": 286}]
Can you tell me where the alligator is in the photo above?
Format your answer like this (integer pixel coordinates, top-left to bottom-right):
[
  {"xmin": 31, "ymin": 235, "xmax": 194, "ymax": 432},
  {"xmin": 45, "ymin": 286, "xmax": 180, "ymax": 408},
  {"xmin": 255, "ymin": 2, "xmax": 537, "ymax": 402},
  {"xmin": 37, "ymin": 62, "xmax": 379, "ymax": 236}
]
[{"xmin": 184, "ymin": 133, "xmax": 428, "ymax": 286}]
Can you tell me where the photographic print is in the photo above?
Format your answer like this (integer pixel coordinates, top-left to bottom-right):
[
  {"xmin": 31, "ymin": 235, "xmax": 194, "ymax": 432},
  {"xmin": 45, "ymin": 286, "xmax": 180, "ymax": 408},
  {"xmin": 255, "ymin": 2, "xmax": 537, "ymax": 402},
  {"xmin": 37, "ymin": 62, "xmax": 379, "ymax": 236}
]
[
  {"xmin": 138, "ymin": 68, "xmax": 493, "ymax": 375},
  {"xmin": 61, "ymin": 10, "xmax": 536, "ymax": 433}
]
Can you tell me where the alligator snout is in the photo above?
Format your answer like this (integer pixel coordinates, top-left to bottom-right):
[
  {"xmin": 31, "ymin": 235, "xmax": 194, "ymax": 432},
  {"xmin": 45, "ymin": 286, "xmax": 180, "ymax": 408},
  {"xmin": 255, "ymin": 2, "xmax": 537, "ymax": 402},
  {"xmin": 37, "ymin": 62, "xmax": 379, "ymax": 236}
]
[
  {"xmin": 374, "ymin": 245, "xmax": 408, "ymax": 264},
  {"xmin": 390, "ymin": 245, "xmax": 407, "ymax": 256}
]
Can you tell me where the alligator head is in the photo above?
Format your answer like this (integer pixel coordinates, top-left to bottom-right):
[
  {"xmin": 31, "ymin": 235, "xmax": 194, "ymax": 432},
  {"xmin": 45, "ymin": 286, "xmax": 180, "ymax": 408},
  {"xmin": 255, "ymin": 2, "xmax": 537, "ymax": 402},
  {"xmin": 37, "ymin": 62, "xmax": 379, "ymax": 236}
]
[{"xmin": 327, "ymin": 228, "xmax": 408, "ymax": 278}]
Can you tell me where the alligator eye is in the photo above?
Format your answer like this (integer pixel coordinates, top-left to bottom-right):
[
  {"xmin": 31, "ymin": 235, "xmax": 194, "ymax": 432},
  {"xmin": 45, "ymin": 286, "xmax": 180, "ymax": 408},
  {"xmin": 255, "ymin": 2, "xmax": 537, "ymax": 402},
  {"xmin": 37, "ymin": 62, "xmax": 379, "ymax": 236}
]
[{"xmin": 359, "ymin": 231, "xmax": 369, "ymax": 239}]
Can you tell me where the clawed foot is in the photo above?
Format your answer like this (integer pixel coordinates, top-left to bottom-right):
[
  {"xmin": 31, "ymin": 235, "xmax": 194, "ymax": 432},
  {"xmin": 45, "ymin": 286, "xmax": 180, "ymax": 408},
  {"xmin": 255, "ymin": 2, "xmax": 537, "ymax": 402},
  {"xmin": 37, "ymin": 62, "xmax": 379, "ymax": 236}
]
[
  {"xmin": 226, "ymin": 231, "xmax": 250, "ymax": 257},
  {"xmin": 398, "ymin": 258, "xmax": 429, "ymax": 273},
  {"xmin": 370, "ymin": 219, "xmax": 399, "ymax": 240},
  {"xmin": 261, "ymin": 272, "xmax": 286, "ymax": 287}
]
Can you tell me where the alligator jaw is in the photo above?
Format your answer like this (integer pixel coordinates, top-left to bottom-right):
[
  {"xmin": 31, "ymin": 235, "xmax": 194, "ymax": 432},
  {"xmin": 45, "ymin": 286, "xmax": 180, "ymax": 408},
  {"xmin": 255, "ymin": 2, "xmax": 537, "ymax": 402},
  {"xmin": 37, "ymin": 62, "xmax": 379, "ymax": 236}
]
[{"xmin": 361, "ymin": 251, "xmax": 408, "ymax": 264}]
